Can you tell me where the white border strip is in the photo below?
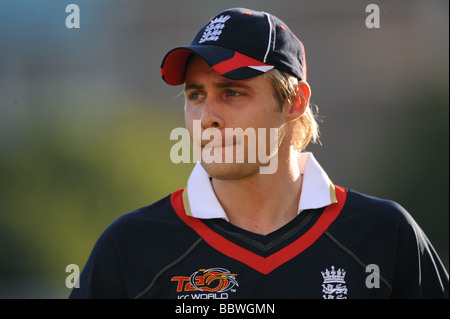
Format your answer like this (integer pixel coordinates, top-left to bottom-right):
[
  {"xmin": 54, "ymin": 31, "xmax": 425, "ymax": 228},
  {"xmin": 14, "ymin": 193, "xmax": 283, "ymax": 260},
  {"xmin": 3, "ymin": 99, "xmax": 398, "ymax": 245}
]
[{"xmin": 262, "ymin": 13, "xmax": 272, "ymax": 63}]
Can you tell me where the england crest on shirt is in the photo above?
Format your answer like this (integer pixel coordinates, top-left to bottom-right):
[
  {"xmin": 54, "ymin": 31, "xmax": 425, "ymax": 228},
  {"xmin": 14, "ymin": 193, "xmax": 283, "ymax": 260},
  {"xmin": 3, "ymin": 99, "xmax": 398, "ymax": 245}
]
[{"xmin": 321, "ymin": 266, "xmax": 348, "ymax": 299}]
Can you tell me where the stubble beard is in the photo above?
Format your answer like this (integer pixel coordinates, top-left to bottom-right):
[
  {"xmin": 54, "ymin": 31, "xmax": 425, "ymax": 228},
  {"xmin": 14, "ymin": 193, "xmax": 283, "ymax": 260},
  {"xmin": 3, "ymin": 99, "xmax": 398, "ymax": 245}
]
[
  {"xmin": 200, "ymin": 127, "xmax": 286, "ymax": 181},
  {"xmin": 200, "ymin": 160, "xmax": 261, "ymax": 181}
]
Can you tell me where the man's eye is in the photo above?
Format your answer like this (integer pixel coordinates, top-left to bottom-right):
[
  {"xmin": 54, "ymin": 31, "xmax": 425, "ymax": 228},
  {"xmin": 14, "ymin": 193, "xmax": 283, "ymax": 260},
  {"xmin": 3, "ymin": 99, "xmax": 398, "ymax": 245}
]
[
  {"xmin": 227, "ymin": 90, "xmax": 241, "ymax": 97},
  {"xmin": 189, "ymin": 92, "xmax": 203, "ymax": 100}
]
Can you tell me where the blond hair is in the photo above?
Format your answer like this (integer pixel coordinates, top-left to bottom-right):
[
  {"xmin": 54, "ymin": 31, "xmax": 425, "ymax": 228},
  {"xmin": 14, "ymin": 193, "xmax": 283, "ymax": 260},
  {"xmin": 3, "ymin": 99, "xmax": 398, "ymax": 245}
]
[{"xmin": 264, "ymin": 69, "xmax": 321, "ymax": 150}]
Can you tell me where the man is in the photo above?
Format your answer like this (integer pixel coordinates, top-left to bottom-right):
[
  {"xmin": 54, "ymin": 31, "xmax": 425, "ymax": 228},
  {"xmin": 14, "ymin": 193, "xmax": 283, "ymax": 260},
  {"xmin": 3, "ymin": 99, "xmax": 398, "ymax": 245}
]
[{"xmin": 70, "ymin": 8, "xmax": 448, "ymax": 299}]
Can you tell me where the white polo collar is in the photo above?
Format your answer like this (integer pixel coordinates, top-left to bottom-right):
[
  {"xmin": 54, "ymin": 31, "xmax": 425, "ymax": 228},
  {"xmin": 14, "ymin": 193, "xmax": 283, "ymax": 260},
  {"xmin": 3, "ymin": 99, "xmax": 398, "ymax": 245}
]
[{"xmin": 183, "ymin": 152, "xmax": 337, "ymax": 220}]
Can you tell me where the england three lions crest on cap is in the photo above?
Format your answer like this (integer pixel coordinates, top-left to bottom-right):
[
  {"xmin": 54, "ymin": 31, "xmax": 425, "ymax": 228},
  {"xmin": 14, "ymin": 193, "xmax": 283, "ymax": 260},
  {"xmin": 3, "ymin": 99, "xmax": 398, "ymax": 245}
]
[
  {"xmin": 321, "ymin": 266, "xmax": 348, "ymax": 299},
  {"xmin": 199, "ymin": 15, "xmax": 231, "ymax": 43}
]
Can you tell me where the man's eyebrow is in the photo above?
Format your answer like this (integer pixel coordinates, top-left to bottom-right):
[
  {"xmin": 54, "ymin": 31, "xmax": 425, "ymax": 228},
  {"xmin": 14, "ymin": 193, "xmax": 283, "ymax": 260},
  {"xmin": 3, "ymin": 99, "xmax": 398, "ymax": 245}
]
[
  {"xmin": 214, "ymin": 81, "xmax": 253, "ymax": 90},
  {"xmin": 184, "ymin": 83, "xmax": 204, "ymax": 91},
  {"xmin": 184, "ymin": 81, "xmax": 253, "ymax": 91}
]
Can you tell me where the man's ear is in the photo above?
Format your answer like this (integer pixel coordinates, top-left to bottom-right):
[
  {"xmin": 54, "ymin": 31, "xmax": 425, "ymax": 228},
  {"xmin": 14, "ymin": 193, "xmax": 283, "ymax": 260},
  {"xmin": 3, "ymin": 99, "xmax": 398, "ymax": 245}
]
[{"xmin": 286, "ymin": 81, "xmax": 311, "ymax": 121}]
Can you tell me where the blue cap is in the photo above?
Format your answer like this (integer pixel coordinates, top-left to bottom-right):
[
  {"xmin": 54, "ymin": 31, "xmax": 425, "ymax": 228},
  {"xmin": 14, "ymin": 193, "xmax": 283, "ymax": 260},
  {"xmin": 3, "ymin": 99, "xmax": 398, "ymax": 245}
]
[{"xmin": 161, "ymin": 8, "xmax": 307, "ymax": 86}]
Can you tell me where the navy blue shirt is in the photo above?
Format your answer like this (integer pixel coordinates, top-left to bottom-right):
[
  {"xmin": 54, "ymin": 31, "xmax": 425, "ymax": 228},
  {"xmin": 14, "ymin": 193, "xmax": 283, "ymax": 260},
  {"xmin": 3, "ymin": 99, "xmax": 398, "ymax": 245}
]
[{"xmin": 69, "ymin": 186, "xmax": 448, "ymax": 299}]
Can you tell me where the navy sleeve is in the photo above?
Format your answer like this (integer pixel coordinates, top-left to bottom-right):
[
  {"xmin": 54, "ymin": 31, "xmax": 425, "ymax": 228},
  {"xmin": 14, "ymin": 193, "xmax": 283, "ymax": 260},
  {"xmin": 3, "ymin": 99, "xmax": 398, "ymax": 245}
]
[
  {"xmin": 328, "ymin": 189, "xmax": 448, "ymax": 299},
  {"xmin": 69, "ymin": 221, "xmax": 129, "ymax": 299},
  {"xmin": 68, "ymin": 194, "xmax": 201, "ymax": 299},
  {"xmin": 391, "ymin": 203, "xmax": 449, "ymax": 298}
]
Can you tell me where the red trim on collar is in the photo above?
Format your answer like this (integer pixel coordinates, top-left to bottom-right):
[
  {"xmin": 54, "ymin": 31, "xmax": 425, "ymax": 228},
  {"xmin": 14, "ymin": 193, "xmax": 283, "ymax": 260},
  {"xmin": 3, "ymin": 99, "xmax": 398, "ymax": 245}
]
[{"xmin": 170, "ymin": 186, "xmax": 347, "ymax": 275}]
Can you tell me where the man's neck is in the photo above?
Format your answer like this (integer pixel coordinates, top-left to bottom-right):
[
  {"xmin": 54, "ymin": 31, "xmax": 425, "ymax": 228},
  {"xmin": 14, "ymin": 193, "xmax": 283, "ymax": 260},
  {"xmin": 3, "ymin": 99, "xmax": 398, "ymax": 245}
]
[{"xmin": 211, "ymin": 149, "xmax": 303, "ymax": 235}]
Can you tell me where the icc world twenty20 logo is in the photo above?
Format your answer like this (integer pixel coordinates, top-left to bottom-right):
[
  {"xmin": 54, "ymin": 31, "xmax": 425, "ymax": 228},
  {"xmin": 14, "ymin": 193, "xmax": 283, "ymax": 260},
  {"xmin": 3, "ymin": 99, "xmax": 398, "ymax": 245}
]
[{"xmin": 171, "ymin": 267, "xmax": 239, "ymax": 299}]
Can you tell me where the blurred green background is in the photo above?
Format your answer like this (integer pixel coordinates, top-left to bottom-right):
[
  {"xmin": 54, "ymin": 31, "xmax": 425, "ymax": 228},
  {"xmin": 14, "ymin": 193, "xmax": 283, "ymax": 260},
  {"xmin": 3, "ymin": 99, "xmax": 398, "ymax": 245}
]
[{"xmin": 0, "ymin": 0, "xmax": 448, "ymax": 298}]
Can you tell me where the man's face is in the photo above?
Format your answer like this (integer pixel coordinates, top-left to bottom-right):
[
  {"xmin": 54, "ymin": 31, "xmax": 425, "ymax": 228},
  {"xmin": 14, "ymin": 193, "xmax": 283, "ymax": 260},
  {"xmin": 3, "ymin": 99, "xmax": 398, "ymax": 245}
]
[{"xmin": 184, "ymin": 55, "xmax": 288, "ymax": 180}]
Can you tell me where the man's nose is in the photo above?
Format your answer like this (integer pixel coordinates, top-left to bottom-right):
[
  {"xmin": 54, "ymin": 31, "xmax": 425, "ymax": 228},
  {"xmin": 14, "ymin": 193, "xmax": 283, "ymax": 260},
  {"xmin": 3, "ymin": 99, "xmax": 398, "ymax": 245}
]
[{"xmin": 200, "ymin": 97, "xmax": 224, "ymax": 129}]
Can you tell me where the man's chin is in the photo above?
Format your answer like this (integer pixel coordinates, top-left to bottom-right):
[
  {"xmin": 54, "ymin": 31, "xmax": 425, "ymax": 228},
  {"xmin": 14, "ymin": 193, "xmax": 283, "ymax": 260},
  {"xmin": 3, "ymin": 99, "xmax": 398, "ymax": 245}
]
[{"xmin": 200, "ymin": 161, "xmax": 260, "ymax": 181}]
